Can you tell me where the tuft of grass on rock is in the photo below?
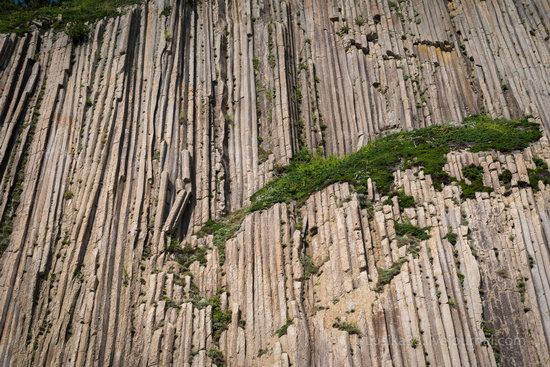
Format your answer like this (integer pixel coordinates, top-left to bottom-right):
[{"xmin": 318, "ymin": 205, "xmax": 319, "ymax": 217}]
[{"xmin": 333, "ymin": 318, "xmax": 361, "ymax": 335}]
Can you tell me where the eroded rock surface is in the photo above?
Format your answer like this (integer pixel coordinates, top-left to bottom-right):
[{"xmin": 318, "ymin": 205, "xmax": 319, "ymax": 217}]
[{"xmin": 0, "ymin": 0, "xmax": 550, "ymax": 365}]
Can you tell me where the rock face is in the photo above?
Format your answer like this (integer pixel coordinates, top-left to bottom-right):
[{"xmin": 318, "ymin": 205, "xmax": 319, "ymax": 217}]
[{"xmin": 0, "ymin": 0, "xmax": 550, "ymax": 365}]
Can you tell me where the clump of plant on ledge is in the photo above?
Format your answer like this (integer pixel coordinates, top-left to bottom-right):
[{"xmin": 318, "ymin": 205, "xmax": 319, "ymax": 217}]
[
  {"xmin": 459, "ymin": 164, "xmax": 493, "ymax": 199},
  {"xmin": 333, "ymin": 317, "xmax": 361, "ymax": 335},
  {"xmin": 528, "ymin": 156, "xmax": 550, "ymax": 190}
]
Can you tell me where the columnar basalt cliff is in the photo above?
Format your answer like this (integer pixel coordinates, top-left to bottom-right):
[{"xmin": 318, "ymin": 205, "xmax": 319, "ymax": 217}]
[{"xmin": 1, "ymin": 0, "xmax": 550, "ymax": 366}]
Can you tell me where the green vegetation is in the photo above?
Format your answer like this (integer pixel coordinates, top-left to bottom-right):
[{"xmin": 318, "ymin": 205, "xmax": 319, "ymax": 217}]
[
  {"xmin": 498, "ymin": 169, "xmax": 512, "ymax": 186},
  {"xmin": 207, "ymin": 348, "xmax": 225, "ymax": 366},
  {"xmin": 251, "ymin": 115, "xmax": 540, "ymax": 211},
  {"xmin": 445, "ymin": 231, "xmax": 458, "ymax": 245},
  {"xmin": 196, "ymin": 208, "xmax": 248, "ymax": 265},
  {"xmin": 385, "ymin": 190, "xmax": 415, "ymax": 208},
  {"xmin": 395, "ymin": 222, "xmax": 430, "ymax": 240},
  {"xmin": 300, "ymin": 254, "xmax": 319, "ymax": 280},
  {"xmin": 168, "ymin": 240, "xmax": 207, "ymax": 272},
  {"xmin": 459, "ymin": 164, "xmax": 493, "ymax": 199},
  {"xmin": 375, "ymin": 258, "xmax": 407, "ymax": 292},
  {"xmin": 0, "ymin": 0, "xmax": 141, "ymax": 41},
  {"xmin": 332, "ymin": 318, "xmax": 361, "ymax": 335},
  {"xmin": 528, "ymin": 156, "xmax": 550, "ymax": 190},
  {"xmin": 196, "ymin": 115, "xmax": 541, "ymax": 266},
  {"xmin": 395, "ymin": 222, "xmax": 430, "ymax": 257},
  {"xmin": 209, "ymin": 295, "xmax": 232, "ymax": 344},
  {"xmin": 275, "ymin": 319, "xmax": 292, "ymax": 337},
  {"xmin": 411, "ymin": 337, "xmax": 420, "ymax": 348},
  {"xmin": 63, "ymin": 190, "xmax": 74, "ymax": 200},
  {"xmin": 516, "ymin": 277, "xmax": 527, "ymax": 303},
  {"xmin": 481, "ymin": 321, "xmax": 500, "ymax": 362}
]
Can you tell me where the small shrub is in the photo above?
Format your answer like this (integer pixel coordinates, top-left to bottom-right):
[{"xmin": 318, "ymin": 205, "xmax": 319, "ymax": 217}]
[
  {"xmin": 445, "ymin": 232, "xmax": 458, "ymax": 245},
  {"xmin": 395, "ymin": 222, "xmax": 430, "ymax": 241},
  {"xmin": 457, "ymin": 272, "xmax": 465, "ymax": 286},
  {"xmin": 516, "ymin": 278, "xmax": 526, "ymax": 303},
  {"xmin": 339, "ymin": 25, "xmax": 350, "ymax": 36},
  {"xmin": 207, "ymin": 348, "xmax": 225, "ymax": 365},
  {"xmin": 528, "ymin": 255, "xmax": 535, "ymax": 268},
  {"xmin": 333, "ymin": 318, "xmax": 361, "ymax": 335},
  {"xmin": 460, "ymin": 164, "xmax": 493, "ymax": 199},
  {"xmin": 300, "ymin": 254, "xmax": 319, "ymax": 280},
  {"xmin": 275, "ymin": 319, "xmax": 293, "ymax": 337},
  {"xmin": 160, "ymin": 5, "xmax": 172, "ymax": 17},
  {"xmin": 355, "ymin": 15, "xmax": 365, "ymax": 26},
  {"xmin": 528, "ymin": 157, "xmax": 550, "ymax": 190},
  {"xmin": 64, "ymin": 190, "xmax": 75, "ymax": 200},
  {"xmin": 375, "ymin": 258, "xmax": 407, "ymax": 292},
  {"xmin": 411, "ymin": 338, "xmax": 420, "ymax": 348},
  {"xmin": 499, "ymin": 169, "xmax": 512, "ymax": 186}
]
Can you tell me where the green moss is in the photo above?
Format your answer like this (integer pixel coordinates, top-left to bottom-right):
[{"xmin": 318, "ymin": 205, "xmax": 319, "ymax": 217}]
[{"xmin": 0, "ymin": 0, "xmax": 141, "ymax": 41}]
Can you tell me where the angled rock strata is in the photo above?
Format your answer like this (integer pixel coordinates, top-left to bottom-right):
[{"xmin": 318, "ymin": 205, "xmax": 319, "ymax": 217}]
[{"xmin": 0, "ymin": 0, "xmax": 550, "ymax": 366}]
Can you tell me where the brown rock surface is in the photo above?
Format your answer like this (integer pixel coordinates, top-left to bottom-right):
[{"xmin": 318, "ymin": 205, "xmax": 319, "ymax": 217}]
[{"xmin": 0, "ymin": 0, "xmax": 550, "ymax": 365}]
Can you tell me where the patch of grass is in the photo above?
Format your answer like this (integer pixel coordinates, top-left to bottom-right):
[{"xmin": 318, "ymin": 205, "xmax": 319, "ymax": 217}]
[
  {"xmin": 63, "ymin": 190, "xmax": 74, "ymax": 200},
  {"xmin": 0, "ymin": 0, "xmax": 141, "ymax": 41},
  {"xmin": 528, "ymin": 156, "xmax": 550, "ymax": 190},
  {"xmin": 196, "ymin": 208, "xmax": 248, "ymax": 265},
  {"xmin": 210, "ymin": 295, "xmax": 232, "ymax": 344},
  {"xmin": 207, "ymin": 348, "xmax": 225, "ymax": 366},
  {"xmin": 445, "ymin": 232, "xmax": 458, "ymax": 245},
  {"xmin": 395, "ymin": 222, "xmax": 430, "ymax": 240},
  {"xmin": 333, "ymin": 318, "xmax": 361, "ymax": 335},
  {"xmin": 251, "ymin": 116, "xmax": 540, "ymax": 210},
  {"xmin": 275, "ymin": 319, "xmax": 292, "ymax": 337},
  {"xmin": 516, "ymin": 278, "xmax": 526, "ymax": 303},
  {"xmin": 199, "ymin": 116, "xmax": 541, "ymax": 264},
  {"xmin": 481, "ymin": 321, "xmax": 500, "ymax": 362},
  {"xmin": 375, "ymin": 258, "xmax": 407, "ymax": 292},
  {"xmin": 168, "ymin": 240, "xmax": 207, "ymax": 272},
  {"xmin": 300, "ymin": 254, "xmax": 319, "ymax": 280},
  {"xmin": 459, "ymin": 164, "xmax": 493, "ymax": 199},
  {"xmin": 498, "ymin": 169, "xmax": 512, "ymax": 186},
  {"xmin": 386, "ymin": 190, "xmax": 415, "ymax": 208}
]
